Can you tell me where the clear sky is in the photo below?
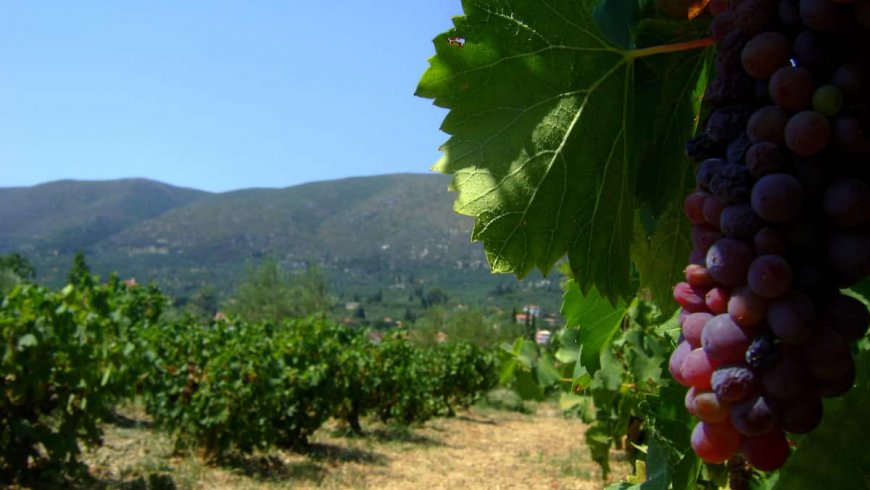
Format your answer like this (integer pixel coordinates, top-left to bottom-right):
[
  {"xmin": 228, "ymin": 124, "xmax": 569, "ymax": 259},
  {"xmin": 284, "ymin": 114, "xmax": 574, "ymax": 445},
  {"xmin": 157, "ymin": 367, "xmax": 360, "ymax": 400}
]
[{"xmin": 0, "ymin": 1, "xmax": 462, "ymax": 192}]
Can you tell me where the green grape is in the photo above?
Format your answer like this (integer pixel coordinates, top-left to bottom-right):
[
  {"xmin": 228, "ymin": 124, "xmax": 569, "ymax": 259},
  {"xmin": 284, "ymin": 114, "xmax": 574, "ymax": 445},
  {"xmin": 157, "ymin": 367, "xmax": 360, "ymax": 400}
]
[{"xmin": 812, "ymin": 85, "xmax": 844, "ymax": 116}]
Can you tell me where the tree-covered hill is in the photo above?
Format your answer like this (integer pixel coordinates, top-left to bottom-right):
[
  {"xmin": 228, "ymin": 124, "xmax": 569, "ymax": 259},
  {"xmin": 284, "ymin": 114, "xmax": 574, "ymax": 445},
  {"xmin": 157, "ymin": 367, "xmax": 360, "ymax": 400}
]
[{"xmin": 0, "ymin": 174, "xmax": 561, "ymax": 310}]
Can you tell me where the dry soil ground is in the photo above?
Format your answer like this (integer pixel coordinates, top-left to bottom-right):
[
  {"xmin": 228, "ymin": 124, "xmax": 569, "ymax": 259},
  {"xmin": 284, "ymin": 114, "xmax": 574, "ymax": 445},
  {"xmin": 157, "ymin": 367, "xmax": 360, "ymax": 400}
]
[{"xmin": 81, "ymin": 403, "xmax": 632, "ymax": 490}]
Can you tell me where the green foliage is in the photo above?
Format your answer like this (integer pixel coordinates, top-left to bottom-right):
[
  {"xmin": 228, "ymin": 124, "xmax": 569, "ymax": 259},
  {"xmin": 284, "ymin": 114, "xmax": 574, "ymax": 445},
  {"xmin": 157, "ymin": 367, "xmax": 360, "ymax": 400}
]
[
  {"xmin": 226, "ymin": 260, "xmax": 332, "ymax": 323},
  {"xmin": 409, "ymin": 306, "xmax": 525, "ymax": 349},
  {"xmin": 416, "ymin": 0, "xmax": 712, "ymax": 304},
  {"xmin": 0, "ymin": 253, "xmax": 35, "ymax": 281},
  {"xmin": 0, "ymin": 275, "xmax": 164, "ymax": 484},
  {"xmin": 67, "ymin": 251, "xmax": 94, "ymax": 288}
]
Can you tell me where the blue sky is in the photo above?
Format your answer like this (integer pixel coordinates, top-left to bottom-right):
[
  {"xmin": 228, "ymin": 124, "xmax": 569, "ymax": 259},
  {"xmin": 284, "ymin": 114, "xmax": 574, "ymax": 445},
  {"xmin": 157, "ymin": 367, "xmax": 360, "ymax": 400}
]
[{"xmin": 0, "ymin": 1, "xmax": 462, "ymax": 192}]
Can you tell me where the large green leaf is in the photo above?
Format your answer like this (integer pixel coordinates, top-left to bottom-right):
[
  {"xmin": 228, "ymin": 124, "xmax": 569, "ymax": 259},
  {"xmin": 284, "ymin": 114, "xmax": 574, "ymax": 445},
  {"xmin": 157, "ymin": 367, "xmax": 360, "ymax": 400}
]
[
  {"xmin": 562, "ymin": 279, "xmax": 628, "ymax": 374},
  {"xmin": 416, "ymin": 0, "xmax": 712, "ymax": 303}
]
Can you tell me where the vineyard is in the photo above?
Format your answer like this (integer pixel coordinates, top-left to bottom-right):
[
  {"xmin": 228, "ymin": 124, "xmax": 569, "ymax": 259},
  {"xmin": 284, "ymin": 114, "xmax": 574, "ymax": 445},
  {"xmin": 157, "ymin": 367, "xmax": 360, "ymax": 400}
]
[
  {"xmin": 3, "ymin": 0, "xmax": 870, "ymax": 488},
  {"xmin": 0, "ymin": 273, "xmax": 497, "ymax": 486}
]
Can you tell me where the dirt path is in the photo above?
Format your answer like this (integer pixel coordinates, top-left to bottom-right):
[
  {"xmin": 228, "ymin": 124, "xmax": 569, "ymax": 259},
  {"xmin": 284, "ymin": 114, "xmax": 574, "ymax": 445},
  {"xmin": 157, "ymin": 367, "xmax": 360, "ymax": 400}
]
[{"xmin": 85, "ymin": 404, "xmax": 632, "ymax": 489}]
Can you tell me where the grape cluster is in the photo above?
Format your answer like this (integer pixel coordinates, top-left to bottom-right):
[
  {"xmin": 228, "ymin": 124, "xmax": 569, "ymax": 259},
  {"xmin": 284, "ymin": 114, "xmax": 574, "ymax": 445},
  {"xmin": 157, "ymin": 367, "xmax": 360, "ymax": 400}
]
[{"xmin": 672, "ymin": 0, "xmax": 869, "ymax": 472}]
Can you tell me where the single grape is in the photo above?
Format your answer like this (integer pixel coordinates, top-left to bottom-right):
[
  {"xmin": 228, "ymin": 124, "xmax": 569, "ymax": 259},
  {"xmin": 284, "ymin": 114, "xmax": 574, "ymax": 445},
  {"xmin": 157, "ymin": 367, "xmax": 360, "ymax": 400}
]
[
  {"xmin": 733, "ymin": 0, "xmax": 774, "ymax": 36},
  {"xmin": 703, "ymin": 195, "xmax": 725, "ymax": 227},
  {"xmin": 745, "ymin": 333, "xmax": 778, "ymax": 368},
  {"xmin": 823, "ymin": 293, "xmax": 870, "ymax": 342},
  {"xmin": 827, "ymin": 231, "xmax": 870, "ymax": 286},
  {"xmin": 682, "ymin": 347, "xmax": 722, "ymax": 390},
  {"xmin": 706, "ymin": 286, "xmax": 731, "ymax": 314},
  {"xmin": 802, "ymin": 328, "xmax": 852, "ymax": 380},
  {"xmin": 747, "ymin": 106, "xmax": 789, "ymax": 144},
  {"xmin": 684, "ymin": 191, "xmax": 708, "ymax": 224},
  {"xmin": 784, "ymin": 110, "xmax": 831, "ymax": 157},
  {"xmin": 706, "ymin": 106, "xmax": 752, "ymax": 143},
  {"xmin": 692, "ymin": 225, "xmax": 723, "ymax": 254},
  {"xmin": 745, "ymin": 141, "xmax": 785, "ymax": 178},
  {"xmin": 682, "ymin": 312, "xmax": 713, "ymax": 348},
  {"xmin": 691, "ymin": 421, "xmax": 742, "ymax": 464},
  {"xmin": 709, "ymin": 164, "xmax": 753, "ymax": 204},
  {"xmin": 751, "ymin": 173, "xmax": 803, "ymax": 222},
  {"xmin": 693, "ymin": 390, "xmax": 732, "ymax": 423},
  {"xmin": 823, "ymin": 179, "xmax": 870, "ymax": 226},
  {"xmin": 702, "ymin": 314, "xmax": 753, "ymax": 364},
  {"xmin": 696, "ymin": 158, "xmax": 726, "ymax": 191},
  {"xmin": 669, "ymin": 340, "xmax": 694, "ymax": 387},
  {"xmin": 731, "ymin": 395, "xmax": 778, "ymax": 436},
  {"xmin": 720, "ymin": 204, "xmax": 763, "ymax": 240},
  {"xmin": 712, "ymin": 365, "xmax": 760, "ymax": 402},
  {"xmin": 685, "ymin": 264, "xmax": 716, "ymax": 289},
  {"xmin": 754, "ymin": 227, "xmax": 787, "ymax": 256},
  {"xmin": 729, "ymin": 286, "xmax": 770, "ymax": 328},
  {"xmin": 779, "ymin": 393, "xmax": 823, "ymax": 433},
  {"xmin": 811, "ymin": 85, "xmax": 843, "ymax": 116},
  {"xmin": 761, "ymin": 353, "xmax": 806, "ymax": 398},
  {"xmin": 747, "ymin": 255, "xmax": 793, "ymax": 298},
  {"xmin": 685, "ymin": 386, "xmax": 699, "ymax": 416},
  {"xmin": 741, "ymin": 32, "xmax": 791, "ymax": 79},
  {"xmin": 707, "ymin": 238, "xmax": 756, "ymax": 287},
  {"xmin": 830, "ymin": 64, "xmax": 868, "ymax": 105},
  {"xmin": 831, "ymin": 115, "xmax": 868, "ymax": 155},
  {"xmin": 768, "ymin": 66, "xmax": 815, "ymax": 112},
  {"xmin": 815, "ymin": 363, "xmax": 855, "ymax": 397},
  {"xmin": 674, "ymin": 282, "xmax": 711, "ymax": 313},
  {"xmin": 727, "ymin": 132, "xmax": 753, "ymax": 165},
  {"xmin": 799, "ymin": 0, "xmax": 841, "ymax": 30},
  {"xmin": 792, "ymin": 30, "xmax": 838, "ymax": 74},
  {"xmin": 741, "ymin": 429, "xmax": 790, "ymax": 471},
  {"xmin": 767, "ymin": 291, "xmax": 816, "ymax": 344}
]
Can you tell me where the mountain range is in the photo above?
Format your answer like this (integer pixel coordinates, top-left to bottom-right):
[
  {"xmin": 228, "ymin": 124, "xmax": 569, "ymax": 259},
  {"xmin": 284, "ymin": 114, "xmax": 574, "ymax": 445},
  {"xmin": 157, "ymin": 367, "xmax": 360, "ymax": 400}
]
[{"xmin": 0, "ymin": 174, "xmax": 562, "ymax": 311}]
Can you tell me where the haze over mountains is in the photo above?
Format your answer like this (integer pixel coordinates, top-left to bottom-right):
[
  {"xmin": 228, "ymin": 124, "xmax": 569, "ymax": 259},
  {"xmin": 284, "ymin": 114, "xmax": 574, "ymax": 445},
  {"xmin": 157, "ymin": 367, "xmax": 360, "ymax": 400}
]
[{"xmin": 0, "ymin": 174, "xmax": 560, "ymax": 308}]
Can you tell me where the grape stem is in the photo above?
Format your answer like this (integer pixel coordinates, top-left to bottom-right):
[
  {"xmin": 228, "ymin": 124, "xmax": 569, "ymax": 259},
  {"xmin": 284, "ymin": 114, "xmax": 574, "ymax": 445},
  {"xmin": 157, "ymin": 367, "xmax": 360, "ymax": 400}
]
[{"xmin": 628, "ymin": 38, "xmax": 715, "ymax": 60}]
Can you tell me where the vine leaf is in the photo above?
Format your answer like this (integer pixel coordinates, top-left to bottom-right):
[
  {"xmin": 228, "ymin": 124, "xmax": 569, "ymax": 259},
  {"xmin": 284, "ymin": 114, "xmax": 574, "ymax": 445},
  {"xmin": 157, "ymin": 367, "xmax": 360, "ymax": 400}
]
[
  {"xmin": 416, "ymin": 0, "xmax": 711, "ymax": 304},
  {"xmin": 561, "ymin": 280, "xmax": 628, "ymax": 373}
]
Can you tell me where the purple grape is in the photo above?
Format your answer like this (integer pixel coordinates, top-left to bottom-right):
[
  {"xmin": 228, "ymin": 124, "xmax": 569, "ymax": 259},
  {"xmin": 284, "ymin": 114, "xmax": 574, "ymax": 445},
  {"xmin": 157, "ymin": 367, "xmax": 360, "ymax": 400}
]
[
  {"xmin": 729, "ymin": 286, "xmax": 770, "ymax": 329},
  {"xmin": 745, "ymin": 333, "xmax": 778, "ymax": 368},
  {"xmin": 751, "ymin": 173, "xmax": 803, "ymax": 223},
  {"xmin": 741, "ymin": 32, "xmax": 791, "ymax": 79},
  {"xmin": 747, "ymin": 105, "xmax": 789, "ymax": 144},
  {"xmin": 785, "ymin": 110, "xmax": 831, "ymax": 157},
  {"xmin": 761, "ymin": 354, "xmax": 807, "ymax": 398},
  {"xmin": 731, "ymin": 395, "xmax": 778, "ymax": 436},
  {"xmin": 778, "ymin": 393, "xmax": 822, "ymax": 433},
  {"xmin": 823, "ymin": 179, "xmax": 870, "ymax": 227},
  {"xmin": 823, "ymin": 294, "xmax": 870, "ymax": 342},
  {"xmin": 815, "ymin": 362, "xmax": 855, "ymax": 397},
  {"xmin": 745, "ymin": 141, "xmax": 786, "ymax": 178},
  {"xmin": 748, "ymin": 255, "xmax": 793, "ymax": 299},
  {"xmin": 827, "ymin": 232, "xmax": 870, "ymax": 287},
  {"xmin": 703, "ymin": 314, "xmax": 753, "ymax": 363},
  {"xmin": 712, "ymin": 365, "xmax": 760, "ymax": 403},
  {"xmin": 767, "ymin": 291, "xmax": 816, "ymax": 344},
  {"xmin": 720, "ymin": 204, "xmax": 763, "ymax": 240},
  {"xmin": 769, "ymin": 66, "xmax": 815, "ymax": 112},
  {"xmin": 754, "ymin": 227, "xmax": 787, "ymax": 256},
  {"xmin": 802, "ymin": 328, "xmax": 852, "ymax": 380},
  {"xmin": 707, "ymin": 238, "xmax": 756, "ymax": 287}
]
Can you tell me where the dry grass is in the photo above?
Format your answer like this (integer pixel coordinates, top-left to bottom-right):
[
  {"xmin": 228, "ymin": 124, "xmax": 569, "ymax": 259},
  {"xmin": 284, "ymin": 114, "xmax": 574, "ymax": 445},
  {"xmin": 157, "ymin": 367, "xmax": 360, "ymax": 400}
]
[{"xmin": 82, "ymin": 403, "xmax": 632, "ymax": 490}]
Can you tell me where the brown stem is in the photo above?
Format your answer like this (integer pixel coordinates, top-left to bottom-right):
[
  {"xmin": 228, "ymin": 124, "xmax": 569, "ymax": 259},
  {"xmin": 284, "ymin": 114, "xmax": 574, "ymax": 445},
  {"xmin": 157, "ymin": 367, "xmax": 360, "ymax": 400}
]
[{"xmin": 629, "ymin": 38, "xmax": 716, "ymax": 60}]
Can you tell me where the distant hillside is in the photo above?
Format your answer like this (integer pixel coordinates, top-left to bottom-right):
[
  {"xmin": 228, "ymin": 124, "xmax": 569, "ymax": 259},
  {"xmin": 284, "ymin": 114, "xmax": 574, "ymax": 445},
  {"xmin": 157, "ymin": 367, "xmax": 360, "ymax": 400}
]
[{"xmin": 0, "ymin": 174, "xmax": 562, "ymax": 312}]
